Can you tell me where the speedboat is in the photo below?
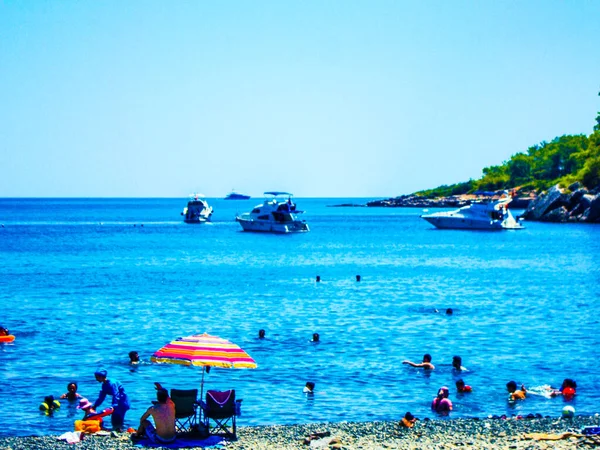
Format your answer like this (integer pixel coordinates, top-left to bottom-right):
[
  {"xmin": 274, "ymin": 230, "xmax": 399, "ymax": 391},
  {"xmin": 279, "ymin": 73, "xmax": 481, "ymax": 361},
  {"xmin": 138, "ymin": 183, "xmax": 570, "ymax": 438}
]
[
  {"xmin": 235, "ymin": 192, "xmax": 310, "ymax": 233},
  {"xmin": 181, "ymin": 194, "xmax": 213, "ymax": 224},
  {"xmin": 225, "ymin": 191, "xmax": 251, "ymax": 200},
  {"xmin": 421, "ymin": 196, "xmax": 524, "ymax": 230}
]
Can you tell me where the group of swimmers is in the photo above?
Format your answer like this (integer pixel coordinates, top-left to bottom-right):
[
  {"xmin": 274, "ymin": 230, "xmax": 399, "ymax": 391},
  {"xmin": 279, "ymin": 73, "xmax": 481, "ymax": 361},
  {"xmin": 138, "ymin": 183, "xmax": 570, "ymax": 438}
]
[
  {"xmin": 402, "ymin": 353, "xmax": 577, "ymax": 415},
  {"xmin": 40, "ymin": 369, "xmax": 129, "ymax": 432}
]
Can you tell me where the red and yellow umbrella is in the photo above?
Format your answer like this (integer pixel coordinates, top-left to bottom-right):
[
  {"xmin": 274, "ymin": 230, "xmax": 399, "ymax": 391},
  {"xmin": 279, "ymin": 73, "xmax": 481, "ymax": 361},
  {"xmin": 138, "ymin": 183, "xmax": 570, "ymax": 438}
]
[{"xmin": 151, "ymin": 333, "xmax": 257, "ymax": 399}]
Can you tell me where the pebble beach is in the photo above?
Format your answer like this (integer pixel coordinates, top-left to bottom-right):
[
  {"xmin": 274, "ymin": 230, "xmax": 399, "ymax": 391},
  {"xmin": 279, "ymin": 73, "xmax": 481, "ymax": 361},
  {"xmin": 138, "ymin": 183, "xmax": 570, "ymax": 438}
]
[{"xmin": 1, "ymin": 416, "xmax": 599, "ymax": 450}]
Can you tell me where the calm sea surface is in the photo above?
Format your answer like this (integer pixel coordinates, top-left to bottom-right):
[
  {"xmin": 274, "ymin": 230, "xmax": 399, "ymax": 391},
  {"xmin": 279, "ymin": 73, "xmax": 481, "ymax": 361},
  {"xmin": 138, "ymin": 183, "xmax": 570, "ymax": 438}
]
[{"xmin": 0, "ymin": 198, "xmax": 599, "ymax": 437}]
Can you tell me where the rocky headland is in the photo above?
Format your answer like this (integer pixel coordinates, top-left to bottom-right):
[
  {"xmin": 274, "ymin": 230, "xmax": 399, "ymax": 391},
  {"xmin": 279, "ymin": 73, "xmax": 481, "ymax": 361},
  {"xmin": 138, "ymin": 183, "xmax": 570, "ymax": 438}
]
[
  {"xmin": 345, "ymin": 181, "xmax": 600, "ymax": 224},
  {"xmin": 521, "ymin": 182, "xmax": 600, "ymax": 223}
]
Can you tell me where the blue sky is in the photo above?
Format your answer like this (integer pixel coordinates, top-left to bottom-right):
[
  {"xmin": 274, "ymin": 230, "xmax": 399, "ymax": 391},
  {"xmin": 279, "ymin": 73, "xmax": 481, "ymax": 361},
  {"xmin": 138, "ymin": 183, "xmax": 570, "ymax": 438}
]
[{"xmin": 1, "ymin": 1, "xmax": 599, "ymax": 198}]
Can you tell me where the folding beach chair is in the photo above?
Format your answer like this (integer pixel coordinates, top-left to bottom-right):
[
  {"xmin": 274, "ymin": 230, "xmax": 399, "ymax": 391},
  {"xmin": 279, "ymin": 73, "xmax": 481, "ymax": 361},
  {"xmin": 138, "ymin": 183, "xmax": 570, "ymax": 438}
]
[
  {"xmin": 202, "ymin": 389, "xmax": 238, "ymax": 439},
  {"xmin": 170, "ymin": 389, "xmax": 198, "ymax": 433}
]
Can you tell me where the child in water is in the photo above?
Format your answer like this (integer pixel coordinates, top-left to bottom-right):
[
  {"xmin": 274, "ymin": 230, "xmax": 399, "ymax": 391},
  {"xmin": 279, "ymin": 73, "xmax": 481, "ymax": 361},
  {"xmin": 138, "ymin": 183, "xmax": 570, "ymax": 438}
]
[
  {"xmin": 549, "ymin": 378, "xmax": 577, "ymax": 399},
  {"xmin": 60, "ymin": 382, "xmax": 82, "ymax": 401},
  {"xmin": 456, "ymin": 379, "xmax": 472, "ymax": 393},
  {"xmin": 507, "ymin": 381, "xmax": 526, "ymax": 401},
  {"xmin": 39, "ymin": 395, "xmax": 61, "ymax": 414}
]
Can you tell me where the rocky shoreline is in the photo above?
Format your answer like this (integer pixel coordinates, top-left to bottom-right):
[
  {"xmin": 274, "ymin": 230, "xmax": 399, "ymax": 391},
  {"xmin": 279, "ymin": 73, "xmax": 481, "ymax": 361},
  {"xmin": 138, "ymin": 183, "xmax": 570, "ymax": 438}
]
[
  {"xmin": 332, "ymin": 181, "xmax": 600, "ymax": 224},
  {"xmin": 2, "ymin": 416, "xmax": 599, "ymax": 450}
]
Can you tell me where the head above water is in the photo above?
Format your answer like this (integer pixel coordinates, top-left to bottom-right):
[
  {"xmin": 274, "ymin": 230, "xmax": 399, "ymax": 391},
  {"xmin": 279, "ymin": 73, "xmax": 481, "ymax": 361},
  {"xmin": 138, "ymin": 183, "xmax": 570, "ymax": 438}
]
[
  {"xmin": 446, "ymin": 308, "xmax": 453, "ymax": 315},
  {"xmin": 456, "ymin": 379, "xmax": 465, "ymax": 389},
  {"xmin": 67, "ymin": 382, "xmax": 78, "ymax": 392},
  {"xmin": 312, "ymin": 333, "xmax": 320, "ymax": 342},
  {"xmin": 258, "ymin": 329, "xmax": 266, "ymax": 338},
  {"xmin": 128, "ymin": 351, "xmax": 139, "ymax": 362},
  {"xmin": 423, "ymin": 354, "xmax": 432, "ymax": 363},
  {"xmin": 437, "ymin": 386, "xmax": 449, "ymax": 398},
  {"xmin": 506, "ymin": 380, "xmax": 517, "ymax": 392},
  {"xmin": 305, "ymin": 381, "xmax": 315, "ymax": 392},
  {"xmin": 452, "ymin": 356, "xmax": 462, "ymax": 369}
]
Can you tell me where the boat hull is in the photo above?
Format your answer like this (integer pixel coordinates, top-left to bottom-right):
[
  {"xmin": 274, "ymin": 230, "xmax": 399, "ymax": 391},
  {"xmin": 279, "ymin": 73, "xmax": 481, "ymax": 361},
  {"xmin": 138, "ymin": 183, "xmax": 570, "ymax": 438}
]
[
  {"xmin": 236, "ymin": 217, "xmax": 309, "ymax": 233},
  {"xmin": 225, "ymin": 193, "xmax": 251, "ymax": 200},
  {"xmin": 421, "ymin": 215, "xmax": 504, "ymax": 230}
]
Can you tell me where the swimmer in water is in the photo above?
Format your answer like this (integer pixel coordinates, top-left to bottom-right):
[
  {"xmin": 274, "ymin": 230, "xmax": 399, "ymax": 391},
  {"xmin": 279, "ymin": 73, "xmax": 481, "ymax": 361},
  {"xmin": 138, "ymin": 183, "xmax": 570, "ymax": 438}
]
[
  {"xmin": 311, "ymin": 333, "xmax": 320, "ymax": 342},
  {"xmin": 452, "ymin": 355, "xmax": 467, "ymax": 371},
  {"xmin": 258, "ymin": 329, "xmax": 266, "ymax": 339},
  {"xmin": 39, "ymin": 395, "xmax": 61, "ymax": 414},
  {"xmin": 60, "ymin": 382, "xmax": 82, "ymax": 401},
  {"xmin": 303, "ymin": 381, "xmax": 315, "ymax": 394},
  {"xmin": 507, "ymin": 380, "xmax": 526, "ymax": 401},
  {"xmin": 549, "ymin": 378, "xmax": 576, "ymax": 399},
  {"xmin": 431, "ymin": 386, "xmax": 452, "ymax": 413},
  {"xmin": 403, "ymin": 353, "xmax": 435, "ymax": 370},
  {"xmin": 129, "ymin": 351, "xmax": 140, "ymax": 364},
  {"xmin": 0, "ymin": 326, "xmax": 9, "ymax": 336},
  {"xmin": 456, "ymin": 379, "xmax": 472, "ymax": 393}
]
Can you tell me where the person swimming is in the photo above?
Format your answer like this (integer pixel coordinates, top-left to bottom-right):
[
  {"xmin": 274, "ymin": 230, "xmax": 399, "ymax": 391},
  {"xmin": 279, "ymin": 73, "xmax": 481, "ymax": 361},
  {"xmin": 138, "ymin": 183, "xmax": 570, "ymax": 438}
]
[
  {"xmin": 60, "ymin": 382, "xmax": 82, "ymax": 401},
  {"xmin": 507, "ymin": 380, "xmax": 526, "ymax": 401},
  {"xmin": 0, "ymin": 326, "xmax": 9, "ymax": 336},
  {"xmin": 403, "ymin": 353, "xmax": 435, "ymax": 370},
  {"xmin": 129, "ymin": 351, "xmax": 140, "ymax": 364},
  {"xmin": 39, "ymin": 395, "xmax": 61, "ymax": 414},
  {"xmin": 456, "ymin": 379, "xmax": 472, "ymax": 393},
  {"xmin": 452, "ymin": 356, "xmax": 467, "ymax": 371},
  {"xmin": 311, "ymin": 333, "xmax": 320, "ymax": 342},
  {"xmin": 258, "ymin": 329, "xmax": 266, "ymax": 339},
  {"xmin": 550, "ymin": 378, "xmax": 577, "ymax": 399},
  {"xmin": 303, "ymin": 381, "xmax": 315, "ymax": 394}
]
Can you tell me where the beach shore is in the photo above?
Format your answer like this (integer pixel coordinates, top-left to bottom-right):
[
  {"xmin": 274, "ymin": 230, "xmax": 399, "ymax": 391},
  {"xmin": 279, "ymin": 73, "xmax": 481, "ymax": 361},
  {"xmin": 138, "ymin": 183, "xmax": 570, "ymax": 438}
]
[{"xmin": 1, "ymin": 416, "xmax": 598, "ymax": 450}]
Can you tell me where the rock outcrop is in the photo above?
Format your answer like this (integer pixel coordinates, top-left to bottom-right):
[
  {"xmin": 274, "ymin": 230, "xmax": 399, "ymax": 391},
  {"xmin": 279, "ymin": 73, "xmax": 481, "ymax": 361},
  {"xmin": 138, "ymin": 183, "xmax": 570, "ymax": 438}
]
[{"xmin": 521, "ymin": 183, "xmax": 600, "ymax": 223}]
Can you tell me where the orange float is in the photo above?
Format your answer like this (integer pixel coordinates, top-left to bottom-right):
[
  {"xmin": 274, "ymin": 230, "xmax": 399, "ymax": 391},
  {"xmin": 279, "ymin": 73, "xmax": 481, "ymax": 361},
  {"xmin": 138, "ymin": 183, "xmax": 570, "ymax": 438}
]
[{"xmin": 0, "ymin": 335, "xmax": 15, "ymax": 343}]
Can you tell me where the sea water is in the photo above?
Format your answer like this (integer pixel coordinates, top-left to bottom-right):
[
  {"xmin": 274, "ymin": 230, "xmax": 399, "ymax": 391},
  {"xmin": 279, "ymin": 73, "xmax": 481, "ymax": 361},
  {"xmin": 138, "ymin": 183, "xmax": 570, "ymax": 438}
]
[{"xmin": 0, "ymin": 198, "xmax": 599, "ymax": 437}]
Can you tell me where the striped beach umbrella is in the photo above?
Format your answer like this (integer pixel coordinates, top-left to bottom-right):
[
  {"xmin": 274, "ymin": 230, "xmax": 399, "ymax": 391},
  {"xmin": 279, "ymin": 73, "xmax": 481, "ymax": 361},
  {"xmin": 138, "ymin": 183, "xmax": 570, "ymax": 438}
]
[{"xmin": 151, "ymin": 333, "xmax": 257, "ymax": 400}]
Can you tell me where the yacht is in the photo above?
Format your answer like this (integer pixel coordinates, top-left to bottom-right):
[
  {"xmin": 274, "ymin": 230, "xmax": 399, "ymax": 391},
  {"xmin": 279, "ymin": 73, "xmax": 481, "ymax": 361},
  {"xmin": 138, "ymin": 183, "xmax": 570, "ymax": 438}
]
[
  {"xmin": 181, "ymin": 194, "xmax": 213, "ymax": 224},
  {"xmin": 236, "ymin": 192, "xmax": 310, "ymax": 233},
  {"xmin": 421, "ymin": 196, "xmax": 524, "ymax": 230},
  {"xmin": 225, "ymin": 191, "xmax": 251, "ymax": 200}
]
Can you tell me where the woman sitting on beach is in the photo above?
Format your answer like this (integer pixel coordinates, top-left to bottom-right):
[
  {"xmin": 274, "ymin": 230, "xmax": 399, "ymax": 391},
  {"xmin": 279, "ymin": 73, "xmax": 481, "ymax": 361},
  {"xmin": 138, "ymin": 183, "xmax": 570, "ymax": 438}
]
[{"xmin": 431, "ymin": 386, "xmax": 452, "ymax": 413}]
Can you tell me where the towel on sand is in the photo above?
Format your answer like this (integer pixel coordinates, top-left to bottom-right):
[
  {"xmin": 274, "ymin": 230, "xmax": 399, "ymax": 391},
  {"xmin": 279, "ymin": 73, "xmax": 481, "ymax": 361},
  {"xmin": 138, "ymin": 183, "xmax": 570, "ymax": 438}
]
[
  {"xmin": 133, "ymin": 435, "xmax": 226, "ymax": 448},
  {"xmin": 524, "ymin": 432, "xmax": 582, "ymax": 441}
]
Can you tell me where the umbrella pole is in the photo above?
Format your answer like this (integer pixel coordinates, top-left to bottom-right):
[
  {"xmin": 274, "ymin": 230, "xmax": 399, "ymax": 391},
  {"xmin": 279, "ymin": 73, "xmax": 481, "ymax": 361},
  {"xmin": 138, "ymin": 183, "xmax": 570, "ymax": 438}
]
[{"xmin": 199, "ymin": 366, "xmax": 205, "ymax": 423}]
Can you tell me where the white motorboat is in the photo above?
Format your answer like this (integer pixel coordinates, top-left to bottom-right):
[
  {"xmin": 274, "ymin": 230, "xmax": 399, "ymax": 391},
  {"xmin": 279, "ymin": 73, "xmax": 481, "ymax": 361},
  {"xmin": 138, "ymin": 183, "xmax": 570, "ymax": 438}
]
[
  {"xmin": 181, "ymin": 194, "xmax": 213, "ymax": 224},
  {"xmin": 421, "ymin": 196, "xmax": 524, "ymax": 230},
  {"xmin": 235, "ymin": 192, "xmax": 309, "ymax": 233}
]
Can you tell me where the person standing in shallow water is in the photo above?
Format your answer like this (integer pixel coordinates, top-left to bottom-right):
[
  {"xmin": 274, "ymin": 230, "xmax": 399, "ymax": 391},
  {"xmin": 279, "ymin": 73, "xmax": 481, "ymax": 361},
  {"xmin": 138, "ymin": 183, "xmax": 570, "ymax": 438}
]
[
  {"xmin": 93, "ymin": 369, "xmax": 130, "ymax": 432},
  {"xmin": 452, "ymin": 356, "xmax": 466, "ymax": 371},
  {"xmin": 60, "ymin": 382, "xmax": 82, "ymax": 401},
  {"xmin": 431, "ymin": 386, "xmax": 452, "ymax": 413},
  {"xmin": 403, "ymin": 353, "xmax": 435, "ymax": 370}
]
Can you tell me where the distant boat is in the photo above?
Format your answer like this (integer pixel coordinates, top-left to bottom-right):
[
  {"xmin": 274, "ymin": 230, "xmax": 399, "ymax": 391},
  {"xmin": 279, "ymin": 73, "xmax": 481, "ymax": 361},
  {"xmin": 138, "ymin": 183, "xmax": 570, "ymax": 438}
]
[
  {"xmin": 181, "ymin": 194, "xmax": 213, "ymax": 224},
  {"xmin": 225, "ymin": 191, "xmax": 251, "ymax": 200},
  {"xmin": 236, "ymin": 192, "xmax": 309, "ymax": 233},
  {"xmin": 420, "ymin": 194, "xmax": 524, "ymax": 230}
]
